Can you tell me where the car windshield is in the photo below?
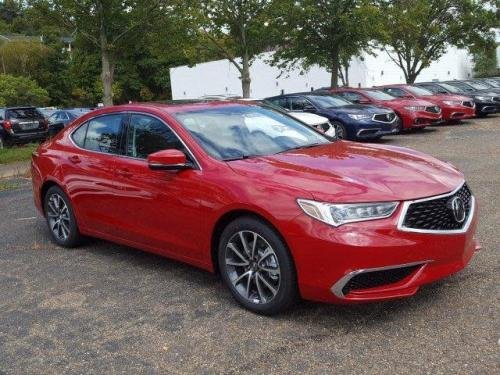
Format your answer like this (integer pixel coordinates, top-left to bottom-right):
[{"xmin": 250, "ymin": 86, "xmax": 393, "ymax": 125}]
[
  {"xmin": 307, "ymin": 95, "xmax": 351, "ymax": 108},
  {"xmin": 438, "ymin": 83, "xmax": 464, "ymax": 93},
  {"xmin": 406, "ymin": 86, "xmax": 434, "ymax": 96},
  {"xmin": 362, "ymin": 90, "xmax": 395, "ymax": 101},
  {"xmin": 174, "ymin": 105, "xmax": 330, "ymax": 161},
  {"xmin": 467, "ymin": 81, "xmax": 490, "ymax": 90}
]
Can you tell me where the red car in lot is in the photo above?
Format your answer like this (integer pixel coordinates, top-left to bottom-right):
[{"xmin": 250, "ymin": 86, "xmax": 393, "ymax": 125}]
[
  {"xmin": 31, "ymin": 102, "xmax": 479, "ymax": 314},
  {"xmin": 377, "ymin": 84, "xmax": 476, "ymax": 122},
  {"xmin": 330, "ymin": 88, "xmax": 443, "ymax": 130}
]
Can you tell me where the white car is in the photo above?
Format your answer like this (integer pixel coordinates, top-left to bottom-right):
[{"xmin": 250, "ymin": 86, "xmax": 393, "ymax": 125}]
[{"xmin": 287, "ymin": 111, "xmax": 336, "ymax": 138}]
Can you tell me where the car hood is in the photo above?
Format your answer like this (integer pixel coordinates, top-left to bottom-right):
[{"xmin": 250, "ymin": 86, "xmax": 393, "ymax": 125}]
[
  {"xmin": 228, "ymin": 142, "xmax": 464, "ymax": 203},
  {"xmin": 324, "ymin": 104, "xmax": 393, "ymax": 115},
  {"xmin": 377, "ymin": 98, "xmax": 435, "ymax": 108},
  {"xmin": 420, "ymin": 94, "xmax": 471, "ymax": 103}
]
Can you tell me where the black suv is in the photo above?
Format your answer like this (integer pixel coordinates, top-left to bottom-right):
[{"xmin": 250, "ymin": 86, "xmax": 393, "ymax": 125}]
[{"xmin": 0, "ymin": 107, "xmax": 48, "ymax": 148}]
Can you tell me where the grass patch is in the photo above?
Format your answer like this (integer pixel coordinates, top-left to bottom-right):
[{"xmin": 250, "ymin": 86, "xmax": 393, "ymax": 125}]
[
  {"xmin": 0, "ymin": 180, "xmax": 22, "ymax": 191},
  {"xmin": 0, "ymin": 143, "xmax": 38, "ymax": 164}
]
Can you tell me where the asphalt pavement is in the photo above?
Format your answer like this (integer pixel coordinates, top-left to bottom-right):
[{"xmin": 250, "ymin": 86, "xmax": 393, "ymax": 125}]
[{"xmin": 0, "ymin": 116, "xmax": 499, "ymax": 374}]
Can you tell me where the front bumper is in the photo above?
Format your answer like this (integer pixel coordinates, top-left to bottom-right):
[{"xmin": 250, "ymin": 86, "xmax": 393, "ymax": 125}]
[
  {"xmin": 349, "ymin": 118, "xmax": 401, "ymax": 139},
  {"xmin": 475, "ymin": 102, "xmax": 498, "ymax": 115},
  {"xmin": 287, "ymin": 196, "xmax": 478, "ymax": 304},
  {"xmin": 441, "ymin": 105, "xmax": 476, "ymax": 121},
  {"xmin": 400, "ymin": 111, "xmax": 442, "ymax": 129}
]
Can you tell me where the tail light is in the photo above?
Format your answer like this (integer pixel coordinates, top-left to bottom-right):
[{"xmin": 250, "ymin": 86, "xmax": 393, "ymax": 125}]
[{"xmin": 3, "ymin": 120, "xmax": 13, "ymax": 133}]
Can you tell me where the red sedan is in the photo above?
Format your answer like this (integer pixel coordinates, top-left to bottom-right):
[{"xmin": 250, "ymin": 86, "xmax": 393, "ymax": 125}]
[
  {"xmin": 31, "ymin": 102, "xmax": 479, "ymax": 314},
  {"xmin": 331, "ymin": 88, "xmax": 443, "ymax": 130},
  {"xmin": 377, "ymin": 84, "xmax": 476, "ymax": 122}
]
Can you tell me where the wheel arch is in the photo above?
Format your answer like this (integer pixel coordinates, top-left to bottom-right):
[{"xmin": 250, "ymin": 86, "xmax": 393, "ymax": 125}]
[
  {"xmin": 40, "ymin": 179, "xmax": 63, "ymax": 216},
  {"xmin": 210, "ymin": 209, "xmax": 295, "ymax": 275}
]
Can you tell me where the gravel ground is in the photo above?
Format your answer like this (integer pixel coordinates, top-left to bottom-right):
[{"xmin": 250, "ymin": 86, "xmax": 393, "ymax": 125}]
[{"xmin": 0, "ymin": 116, "xmax": 499, "ymax": 374}]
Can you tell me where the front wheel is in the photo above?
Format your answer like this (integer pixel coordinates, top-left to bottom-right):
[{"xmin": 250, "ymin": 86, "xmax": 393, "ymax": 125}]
[
  {"xmin": 218, "ymin": 217, "xmax": 298, "ymax": 315},
  {"xmin": 44, "ymin": 186, "xmax": 82, "ymax": 247},
  {"xmin": 331, "ymin": 121, "xmax": 347, "ymax": 140}
]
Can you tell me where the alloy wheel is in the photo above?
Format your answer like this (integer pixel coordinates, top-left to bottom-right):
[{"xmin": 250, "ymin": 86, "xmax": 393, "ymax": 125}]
[
  {"xmin": 224, "ymin": 230, "xmax": 281, "ymax": 304},
  {"xmin": 46, "ymin": 193, "xmax": 71, "ymax": 242},
  {"xmin": 334, "ymin": 122, "xmax": 346, "ymax": 139}
]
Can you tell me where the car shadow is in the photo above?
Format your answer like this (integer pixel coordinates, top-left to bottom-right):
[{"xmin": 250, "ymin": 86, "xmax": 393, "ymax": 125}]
[{"xmin": 66, "ymin": 234, "xmax": 464, "ymax": 329}]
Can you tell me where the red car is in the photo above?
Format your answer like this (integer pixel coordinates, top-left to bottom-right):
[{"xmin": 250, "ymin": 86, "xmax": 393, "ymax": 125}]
[
  {"xmin": 31, "ymin": 102, "xmax": 479, "ymax": 314},
  {"xmin": 331, "ymin": 88, "xmax": 443, "ymax": 130},
  {"xmin": 377, "ymin": 84, "xmax": 476, "ymax": 122}
]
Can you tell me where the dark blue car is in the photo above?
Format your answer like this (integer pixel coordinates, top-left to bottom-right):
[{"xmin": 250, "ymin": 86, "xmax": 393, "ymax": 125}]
[
  {"xmin": 48, "ymin": 109, "xmax": 91, "ymax": 137},
  {"xmin": 265, "ymin": 93, "xmax": 401, "ymax": 140}
]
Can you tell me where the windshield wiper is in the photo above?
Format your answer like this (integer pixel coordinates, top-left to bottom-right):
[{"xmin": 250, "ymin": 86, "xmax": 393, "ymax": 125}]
[
  {"xmin": 278, "ymin": 143, "xmax": 324, "ymax": 154},
  {"xmin": 222, "ymin": 154, "xmax": 252, "ymax": 161}
]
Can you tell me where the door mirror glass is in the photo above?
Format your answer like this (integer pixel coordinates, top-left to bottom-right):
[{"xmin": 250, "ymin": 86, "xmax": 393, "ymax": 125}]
[{"xmin": 147, "ymin": 149, "xmax": 190, "ymax": 171}]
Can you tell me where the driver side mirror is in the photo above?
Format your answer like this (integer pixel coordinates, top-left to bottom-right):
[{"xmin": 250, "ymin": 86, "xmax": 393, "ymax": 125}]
[{"xmin": 147, "ymin": 149, "xmax": 192, "ymax": 171}]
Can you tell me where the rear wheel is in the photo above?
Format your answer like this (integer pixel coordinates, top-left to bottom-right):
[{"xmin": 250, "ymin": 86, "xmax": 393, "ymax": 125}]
[
  {"xmin": 218, "ymin": 217, "xmax": 298, "ymax": 315},
  {"xmin": 44, "ymin": 186, "xmax": 82, "ymax": 247},
  {"xmin": 331, "ymin": 121, "xmax": 347, "ymax": 140}
]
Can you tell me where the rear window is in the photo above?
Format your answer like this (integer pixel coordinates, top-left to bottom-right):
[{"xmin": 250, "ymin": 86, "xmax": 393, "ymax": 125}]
[{"xmin": 6, "ymin": 108, "xmax": 43, "ymax": 120}]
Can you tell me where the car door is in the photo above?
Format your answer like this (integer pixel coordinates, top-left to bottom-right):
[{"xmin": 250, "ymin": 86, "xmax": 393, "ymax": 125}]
[
  {"xmin": 63, "ymin": 113, "xmax": 127, "ymax": 235},
  {"xmin": 289, "ymin": 96, "xmax": 316, "ymax": 112},
  {"xmin": 111, "ymin": 113, "xmax": 205, "ymax": 261}
]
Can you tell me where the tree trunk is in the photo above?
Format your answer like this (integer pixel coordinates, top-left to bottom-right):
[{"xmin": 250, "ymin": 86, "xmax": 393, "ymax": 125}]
[
  {"xmin": 99, "ymin": 3, "xmax": 113, "ymax": 106},
  {"xmin": 330, "ymin": 48, "xmax": 340, "ymax": 88},
  {"xmin": 241, "ymin": 52, "xmax": 251, "ymax": 98}
]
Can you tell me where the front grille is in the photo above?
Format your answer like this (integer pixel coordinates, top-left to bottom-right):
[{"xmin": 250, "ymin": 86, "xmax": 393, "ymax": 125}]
[
  {"xmin": 462, "ymin": 101, "xmax": 474, "ymax": 108},
  {"xmin": 426, "ymin": 106, "xmax": 440, "ymax": 113},
  {"xmin": 342, "ymin": 265, "xmax": 420, "ymax": 295},
  {"xmin": 402, "ymin": 183, "xmax": 472, "ymax": 231},
  {"xmin": 373, "ymin": 113, "xmax": 396, "ymax": 123}
]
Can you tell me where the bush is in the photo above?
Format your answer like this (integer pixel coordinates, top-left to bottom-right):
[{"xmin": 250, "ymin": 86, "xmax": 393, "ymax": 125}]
[{"xmin": 0, "ymin": 74, "xmax": 49, "ymax": 106}]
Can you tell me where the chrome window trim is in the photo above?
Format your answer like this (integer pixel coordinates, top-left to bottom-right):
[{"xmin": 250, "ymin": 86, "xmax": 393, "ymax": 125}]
[
  {"xmin": 68, "ymin": 111, "xmax": 202, "ymax": 170},
  {"xmin": 330, "ymin": 260, "xmax": 432, "ymax": 299},
  {"xmin": 396, "ymin": 182, "xmax": 475, "ymax": 234}
]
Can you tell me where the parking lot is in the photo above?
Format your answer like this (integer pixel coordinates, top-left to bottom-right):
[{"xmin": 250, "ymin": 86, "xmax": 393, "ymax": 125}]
[{"xmin": 0, "ymin": 116, "xmax": 498, "ymax": 374}]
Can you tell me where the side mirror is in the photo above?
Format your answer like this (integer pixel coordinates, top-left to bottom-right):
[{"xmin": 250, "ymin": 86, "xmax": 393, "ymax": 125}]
[{"xmin": 147, "ymin": 149, "xmax": 191, "ymax": 171}]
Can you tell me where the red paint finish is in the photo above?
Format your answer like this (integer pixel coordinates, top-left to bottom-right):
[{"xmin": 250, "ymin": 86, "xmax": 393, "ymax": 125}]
[
  {"xmin": 376, "ymin": 84, "xmax": 476, "ymax": 122},
  {"xmin": 31, "ymin": 102, "xmax": 478, "ymax": 304},
  {"xmin": 331, "ymin": 88, "xmax": 442, "ymax": 129}
]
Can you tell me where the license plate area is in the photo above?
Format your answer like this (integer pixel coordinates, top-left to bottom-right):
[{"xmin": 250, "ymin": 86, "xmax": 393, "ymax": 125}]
[{"xmin": 19, "ymin": 121, "xmax": 40, "ymax": 130}]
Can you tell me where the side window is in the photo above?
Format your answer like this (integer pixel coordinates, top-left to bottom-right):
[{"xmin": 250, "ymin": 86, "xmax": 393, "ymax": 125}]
[
  {"xmin": 126, "ymin": 114, "xmax": 184, "ymax": 159},
  {"xmin": 384, "ymin": 88, "xmax": 406, "ymax": 98},
  {"xmin": 268, "ymin": 97, "xmax": 289, "ymax": 109},
  {"xmin": 420, "ymin": 84, "xmax": 438, "ymax": 93},
  {"xmin": 85, "ymin": 114, "xmax": 126, "ymax": 154},
  {"xmin": 289, "ymin": 97, "xmax": 312, "ymax": 111},
  {"xmin": 71, "ymin": 122, "xmax": 88, "ymax": 148}
]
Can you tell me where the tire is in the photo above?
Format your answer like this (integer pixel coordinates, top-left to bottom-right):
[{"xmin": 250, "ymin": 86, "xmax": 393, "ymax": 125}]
[
  {"xmin": 44, "ymin": 186, "xmax": 82, "ymax": 247},
  {"xmin": 331, "ymin": 121, "xmax": 347, "ymax": 140},
  {"xmin": 218, "ymin": 217, "xmax": 298, "ymax": 315}
]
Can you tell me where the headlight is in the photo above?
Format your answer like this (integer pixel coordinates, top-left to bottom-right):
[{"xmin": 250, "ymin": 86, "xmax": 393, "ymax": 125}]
[
  {"xmin": 442, "ymin": 100, "xmax": 462, "ymax": 106},
  {"xmin": 404, "ymin": 106, "xmax": 426, "ymax": 111},
  {"xmin": 474, "ymin": 96, "xmax": 494, "ymax": 102},
  {"xmin": 297, "ymin": 199, "xmax": 398, "ymax": 227},
  {"xmin": 347, "ymin": 114, "xmax": 372, "ymax": 120}
]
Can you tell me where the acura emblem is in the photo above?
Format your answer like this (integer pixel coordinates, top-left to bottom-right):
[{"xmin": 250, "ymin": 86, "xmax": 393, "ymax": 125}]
[{"xmin": 449, "ymin": 197, "xmax": 466, "ymax": 223}]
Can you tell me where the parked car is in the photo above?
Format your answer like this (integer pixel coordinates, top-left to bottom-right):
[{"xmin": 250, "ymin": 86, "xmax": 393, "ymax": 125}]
[
  {"xmin": 377, "ymin": 84, "xmax": 476, "ymax": 122},
  {"xmin": 443, "ymin": 80, "xmax": 500, "ymax": 96},
  {"xmin": 48, "ymin": 109, "xmax": 92, "ymax": 137},
  {"xmin": 415, "ymin": 81, "xmax": 499, "ymax": 117},
  {"xmin": 330, "ymin": 88, "xmax": 442, "ymax": 130},
  {"xmin": 460, "ymin": 80, "xmax": 500, "ymax": 94},
  {"xmin": 476, "ymin": 78, "xmax": 500, "ymax": 88},
  {"xmin": 265, "ymin": 93, "xmax": 400, "ymax": 140},
  {"xmin": 0, "ymin": 107, "xmax": 48, "ymax": 149},
  {"xmin": 32, "ymin": 102, "xmax": 479, "ymax": 314},
  {"xmin": 37, "ymin": 107, "xmax": 58, "ymax": 119}
]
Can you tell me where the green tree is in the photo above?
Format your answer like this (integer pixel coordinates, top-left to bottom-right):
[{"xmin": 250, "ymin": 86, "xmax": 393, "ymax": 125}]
[
  {"xmin": 0, "ymin": 39, "xmax": 49, "ymax": 76},
  {"xmin": 31, "ymin": 0, "xmax": 173, "ymax": 106},
  {"xmin": 274, "ymin": 0, "xmax": 380, "ymax": 88},
  {"xmin": 0, "ymin": 73, "xmax": 49, "ymax": 106},
  {"xmin": 378, "ymin": 0, "xmax": 497, "ymax": 83},
  {"xmin": 191, "ymin": 0, "xmax": 277, "ymax": 97}
]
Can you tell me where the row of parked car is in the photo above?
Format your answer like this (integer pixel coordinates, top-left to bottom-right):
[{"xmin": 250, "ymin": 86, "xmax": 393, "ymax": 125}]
[
  {"xmin": 0, "ymin": 107, "xmax": 91, "ymax": 149},
  {"xmin": 262, "ymin": 77, "xmax": 500, "ymax": 141}
]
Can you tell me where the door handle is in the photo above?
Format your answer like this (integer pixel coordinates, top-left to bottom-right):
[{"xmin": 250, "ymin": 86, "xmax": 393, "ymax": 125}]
[
  {"xmin": 116, "ymin": 169, "xmax": 133, "ymax": 178},
  {"xmin": 68, "ymin": 155, "xmax": 81, "ymax": 164}
]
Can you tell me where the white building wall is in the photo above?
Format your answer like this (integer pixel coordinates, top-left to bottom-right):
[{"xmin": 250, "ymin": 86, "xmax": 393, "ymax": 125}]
[{"xmin": 170, "ymin": 48, "xmax": 474, "ymax": 100}]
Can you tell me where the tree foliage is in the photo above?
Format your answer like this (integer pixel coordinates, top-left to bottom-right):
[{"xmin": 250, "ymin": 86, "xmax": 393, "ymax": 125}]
[
  {"xmin": 0, "ymin": 73, "xmax": 50, "ymax": 106},
  {"xmin": 273, "ymin": 0, "xmax": 380, "ymax": 88},
  {"xmin": 377, "ymin": 0, "xmax": 497, "ymax": 83}
]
